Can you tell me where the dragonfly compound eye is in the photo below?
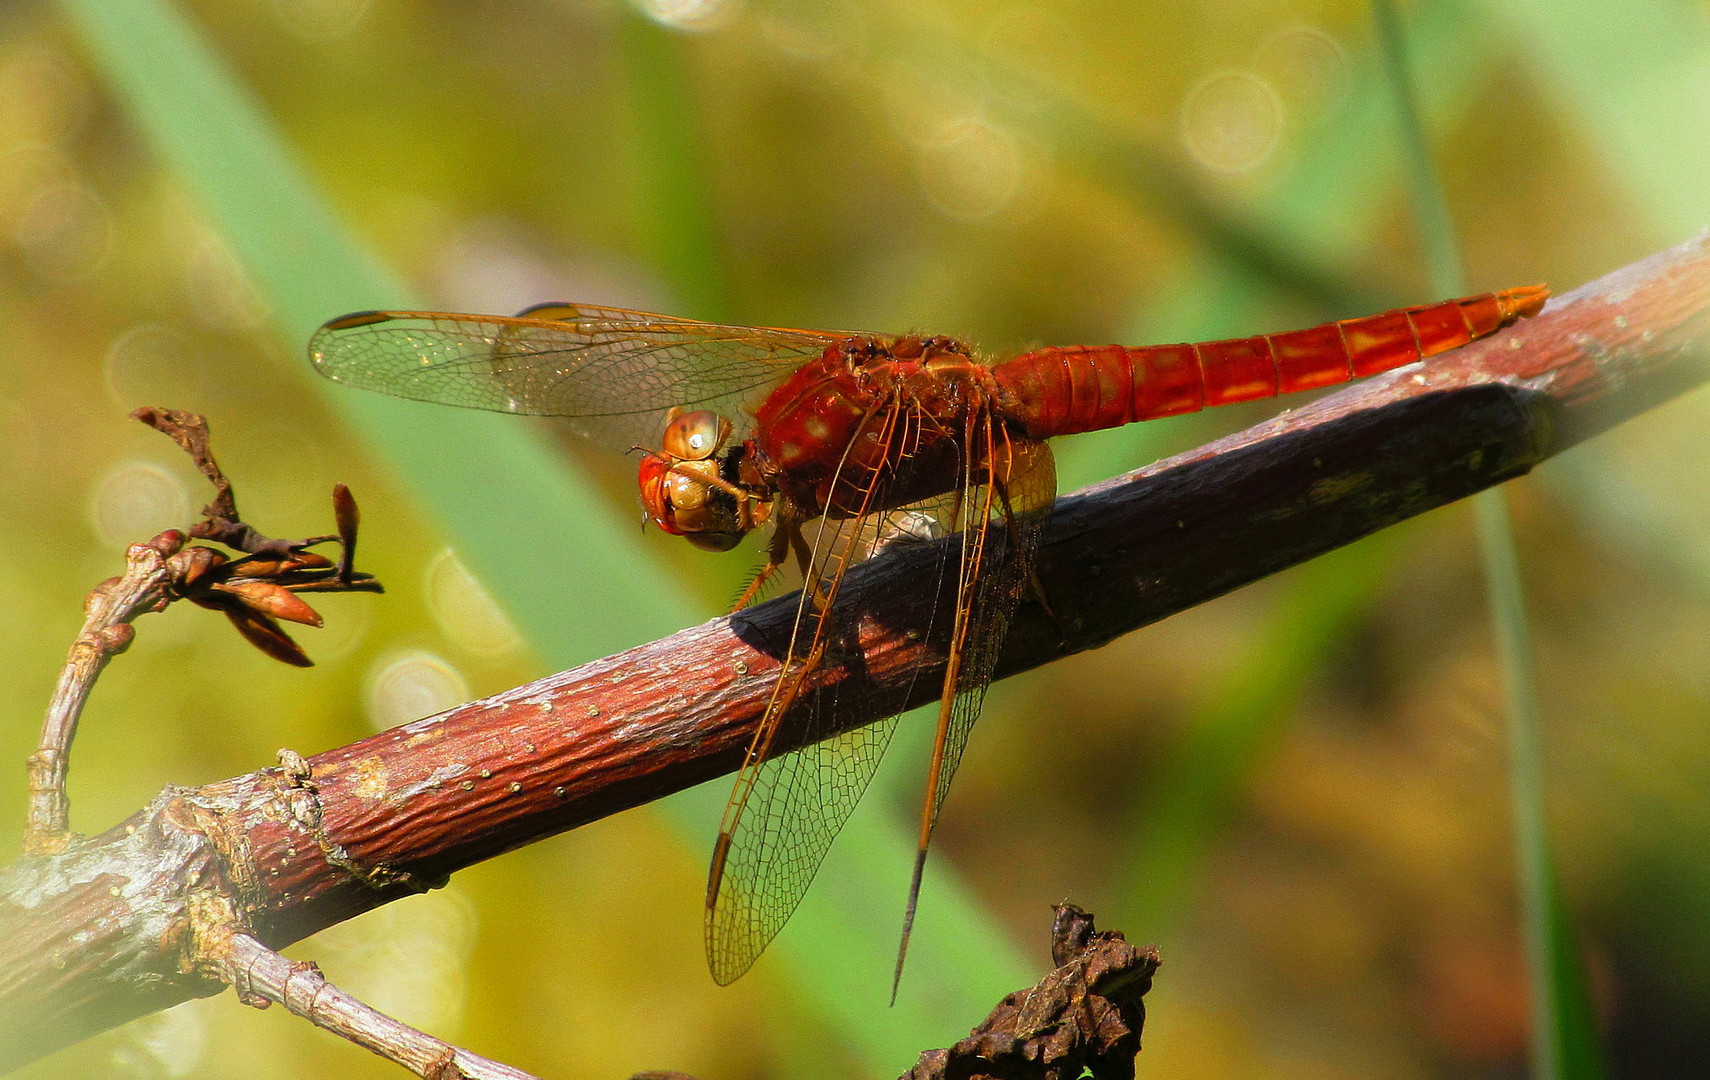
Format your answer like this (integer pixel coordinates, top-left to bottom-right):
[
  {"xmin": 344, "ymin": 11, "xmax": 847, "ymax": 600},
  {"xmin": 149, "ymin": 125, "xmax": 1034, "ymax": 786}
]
[{"xmin": 661, "ymin": 409, "xmax": 732, "ymax": 461}]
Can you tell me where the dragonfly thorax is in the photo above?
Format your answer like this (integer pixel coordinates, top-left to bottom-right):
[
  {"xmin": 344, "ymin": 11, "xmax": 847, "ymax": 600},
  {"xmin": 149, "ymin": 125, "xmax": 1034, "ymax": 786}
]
[{"xmin": 638, "ymin": 410, "xmax": 773, "ymax": 552}]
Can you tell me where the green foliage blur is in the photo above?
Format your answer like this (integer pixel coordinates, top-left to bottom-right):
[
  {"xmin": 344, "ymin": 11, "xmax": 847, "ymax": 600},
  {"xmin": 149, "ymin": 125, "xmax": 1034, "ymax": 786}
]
[{"xmin": 3, "ymin": 0, "xmax": 1709, "ymax": 1077}]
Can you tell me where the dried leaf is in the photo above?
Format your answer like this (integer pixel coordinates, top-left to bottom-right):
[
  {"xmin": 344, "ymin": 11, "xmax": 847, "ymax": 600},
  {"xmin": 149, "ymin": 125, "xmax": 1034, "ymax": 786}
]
[
  {"xmin": 333, "ymin": 483, "xmax": 359, "ymax": 580},
  {"xmin": 901, "ymin": 906, "xmax": 1158, "ymax": 1080}
]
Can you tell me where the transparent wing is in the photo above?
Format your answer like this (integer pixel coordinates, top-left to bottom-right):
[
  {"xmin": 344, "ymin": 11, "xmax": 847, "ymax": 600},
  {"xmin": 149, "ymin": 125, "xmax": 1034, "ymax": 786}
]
[
  {"xmin": 308, "ymin": 302, "xmax": 856, "ymax": 452},
  {"xmin": 926, "ymin": 428, "xmax": 1056, "ymax": 835},
  {"xmin": 704, "ymin": 705, "xmax": 905, "ymax": 984},
  {"xmin": 703, "ymin": 428, "xmax": 1055, "ymax": 985},
  {"xmin": 705, "ymin": 402, "xmax": 967, "ymax": 983},
  {"xmin": 890, "ymin": 421, "xmax": 1056, "ymax": 994}
]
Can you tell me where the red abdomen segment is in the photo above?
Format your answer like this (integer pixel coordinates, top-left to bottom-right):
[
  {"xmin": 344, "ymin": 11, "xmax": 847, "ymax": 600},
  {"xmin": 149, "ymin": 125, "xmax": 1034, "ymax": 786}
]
[{"xmin": 992, "ymin": 285, "xmax": 1549, "ymax": 438}]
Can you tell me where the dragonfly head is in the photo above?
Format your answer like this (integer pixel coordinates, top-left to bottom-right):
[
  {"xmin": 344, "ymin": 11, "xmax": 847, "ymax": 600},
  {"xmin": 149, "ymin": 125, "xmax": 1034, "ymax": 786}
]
[{"xmin": 637, "ymin": 410, "xmax": 769, "ymax": 552}]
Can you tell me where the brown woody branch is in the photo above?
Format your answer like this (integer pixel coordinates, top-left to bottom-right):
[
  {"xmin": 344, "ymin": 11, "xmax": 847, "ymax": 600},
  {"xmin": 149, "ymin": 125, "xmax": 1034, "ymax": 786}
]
[{"xmin": 2, "ymin": 234, "xmax": 1708, "ymax": 1071}]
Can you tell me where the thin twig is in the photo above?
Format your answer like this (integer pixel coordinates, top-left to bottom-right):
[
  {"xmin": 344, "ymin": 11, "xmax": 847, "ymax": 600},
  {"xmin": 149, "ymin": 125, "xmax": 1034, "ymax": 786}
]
[
  {"xmin": 17, "ymin": 409, "xmax": 498, "ymax": 1078},
  {"xmin": 23, "ymin": 532, "xmax": 180, "ymax": 854},
  {"xmin": 22, "ymin": 412, "xmax": 381, "ymax": 856},
  {"xmin": 209, "ymin": 931, "xmax": 538, "ymax": 1080},
  {"xmin": 8, "ymin": 409, "xmax": 391, "ymax": 1068}
]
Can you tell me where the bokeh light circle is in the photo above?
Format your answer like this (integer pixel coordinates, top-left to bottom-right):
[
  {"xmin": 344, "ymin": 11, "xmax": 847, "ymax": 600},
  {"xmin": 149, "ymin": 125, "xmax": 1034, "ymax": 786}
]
[
  {"xmin": 14, "ymin": 178, "xmax": 112, "ymax": 282},
  {"xmin": 425, "ymin": 549, "xmax": 523, "ymax": 658},
  {"xmin": 1180, "ymin": 70, "xmax": 1284, "ymax": 174},
  {"xmin": 304, "ymin": 887, "xmax": 479, "ymax": 1034},
  {"xmin": 1257, "ymin": 26, "xmax": 1351, "ymax": 112},
  {"xmin": 0, "ymin": 45, "xmax": 93, "ymax": 144},
  {"xmin": 272, "ymin": 0, "xmax": 371, "ymax": 40},
  {"xmin": 629, "ymin": 0, "xmax": 739, "ymax": 32},
  {"xmin": 364, "ymin": 648, "xmax": 472, "ymax": 732},
  {"xmin": 111, "ymin": 997, "xmax": 209, "ymax": 1077},
  {"xmin": 88, "ymin": 460, "xmax": 192, "ymax": 550},
  {"xmin": 758, "ymin": 0, "xmax": 860, "ymax": 61},
  {"xmin": 104, "ymin": 324, "xmax": 209, "ymax": 412},
  {"xmin": 918, "ymin": 116, "xmax": 1022, "ymax": 222}
]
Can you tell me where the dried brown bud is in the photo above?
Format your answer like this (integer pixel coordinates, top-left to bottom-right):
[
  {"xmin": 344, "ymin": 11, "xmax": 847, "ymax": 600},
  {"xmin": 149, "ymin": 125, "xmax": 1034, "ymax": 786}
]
[
  {"xmin": 172, "ymin": 546, "xmax": 228, "ymax": 588},
  {"xmin": 333, "ymin": 483, "xmax": 359, "ymax": 579},
  {"xmin": 230, "ymin": 550, "xmax": 332, "ymax": 577},
  {"xmin": 125, "ymin": 408, "xmax": 382, "ymax": 668},
  {"xmin": 147, "ymin": 529, "xmax": 187, "ymax": 556},
  {"xmin": 209, "ymin": 580, "xmax": 324, "ymax": 627}
]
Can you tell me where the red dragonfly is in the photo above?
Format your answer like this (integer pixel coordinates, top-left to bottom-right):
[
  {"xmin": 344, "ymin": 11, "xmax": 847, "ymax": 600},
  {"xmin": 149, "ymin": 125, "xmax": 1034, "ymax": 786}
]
[{"xmin": 310, "ymin": 284, "xmax": 1547, "ymax": 991}]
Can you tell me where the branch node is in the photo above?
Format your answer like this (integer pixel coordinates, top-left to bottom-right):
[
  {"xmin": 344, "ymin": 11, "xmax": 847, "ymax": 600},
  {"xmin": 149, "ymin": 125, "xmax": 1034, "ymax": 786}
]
[
  {"xmin": 170, "ymin": 797, "xmax": 264, "ymax": 922},
  {"xmin": 271, "ymin": 749, "xmax": 435, "ymax": 895}
]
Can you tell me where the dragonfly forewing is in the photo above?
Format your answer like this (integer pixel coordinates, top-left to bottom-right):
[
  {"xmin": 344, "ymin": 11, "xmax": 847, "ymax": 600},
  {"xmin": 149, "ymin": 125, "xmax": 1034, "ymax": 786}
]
[{"xmin": 309, "ymin": 307, "xmax": 847, "ymax": 452}]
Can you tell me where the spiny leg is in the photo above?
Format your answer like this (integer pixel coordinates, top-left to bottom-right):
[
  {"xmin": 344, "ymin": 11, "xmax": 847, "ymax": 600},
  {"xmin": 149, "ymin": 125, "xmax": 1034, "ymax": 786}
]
[{"xmin": 732, "ymin": 515, "xmax": 800, "ymax": 612}]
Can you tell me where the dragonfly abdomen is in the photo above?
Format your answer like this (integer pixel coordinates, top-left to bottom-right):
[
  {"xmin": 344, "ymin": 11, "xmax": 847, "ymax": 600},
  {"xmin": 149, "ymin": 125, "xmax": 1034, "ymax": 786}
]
[{"xmin": 991, "ymin": 286, "xmax": 1549, "ymax": 438}]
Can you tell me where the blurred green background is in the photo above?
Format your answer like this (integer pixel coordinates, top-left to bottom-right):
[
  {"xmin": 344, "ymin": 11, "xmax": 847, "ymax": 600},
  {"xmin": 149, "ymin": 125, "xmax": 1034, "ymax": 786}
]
[{"xmin": 3, "ymin": 0, "xmax": 1709, "ymax": 1077}]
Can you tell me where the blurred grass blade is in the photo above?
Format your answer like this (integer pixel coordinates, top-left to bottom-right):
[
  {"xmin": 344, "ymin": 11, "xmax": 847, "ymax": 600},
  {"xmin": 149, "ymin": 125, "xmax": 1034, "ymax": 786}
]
[
  {"xmin": 1474, "ymin": 493, "xmax": 1605, "ymax": 1080},
  {"xmin": 1488, "ymin": 0, "xmax": 1710, "ymax": 622},
  {"xmin": 1373, "ymin": 2, "xmax": 1604, "ymax": 1076},
  {"xmin": 1056, "ymin": 0, "xmax": 1507, "ymax": 492},
  {"xmin": 613, "ymin": 9, "xmax": 730, "ymax": 321},
  {"xmin": 1370, "ymin": 0, "xmax": 1464, "ymax": 294},
  {"xmin": 883, "ymin": 5, "xmax": 1373, "ymax": 316},
  {"xmin": 62, "ymin": 0, "xmax": 1024, "ymax": 1065},
  {"xmin": 1121, "ymin": 531, "xmax": 1402, "ymax": 933},
  {"xmin": 1105, "ymin": 0, "xmax": 1504, "ymax": 953}
]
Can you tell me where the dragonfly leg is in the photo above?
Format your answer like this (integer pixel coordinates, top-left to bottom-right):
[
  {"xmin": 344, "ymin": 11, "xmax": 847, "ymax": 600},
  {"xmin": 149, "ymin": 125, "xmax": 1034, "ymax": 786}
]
[
  {"xmin": 732, "ymin": 568, "xmax": 777, "ymax": 613},
  {"xmin": 730, "ymin": 513, "xmax": 817, "ymax": 612},
  {"xmin": 660, "ymin": 458, "xmax": 772, "ymax": 536},
  {"xmin": 1023, "ymin": 565, "xmax": 1060, "ymax": 627},
  {"xmin": 787, "ymin": 525, "xmax": 823, "ymax": 608},
  {"xmin": 732, "ymin": 525, "xmax": 790, "ymax": 612},
  {"xmin": 664, "ymin": 458, "xmax": 750, "ymax": 502}
]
